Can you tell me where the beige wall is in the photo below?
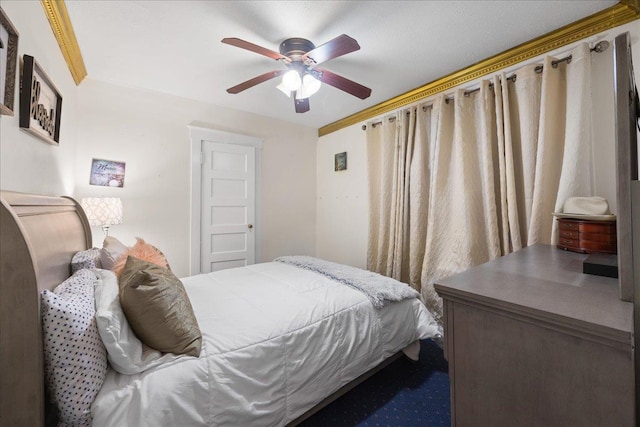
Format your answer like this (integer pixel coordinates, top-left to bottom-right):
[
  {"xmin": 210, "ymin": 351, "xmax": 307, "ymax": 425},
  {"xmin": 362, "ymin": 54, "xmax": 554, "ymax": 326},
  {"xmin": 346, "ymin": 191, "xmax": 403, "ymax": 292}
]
[
  {"xmin": 317, "ymin": 21, "xmax": 640, "ymax": 268},
  {"xmin": 316, "ymin": 125, "xmax": 368, "ymax": 269},
  {"xmin": 1, "ymin": 2, "xmax": 318, "ymax": 280},
  {"xmin": 75, "ymin": 79, "xmax": 318, "ymax": 278},
  {"xmin": 0, "ymin": 1, "xmax": 79, "ymax": 196}
]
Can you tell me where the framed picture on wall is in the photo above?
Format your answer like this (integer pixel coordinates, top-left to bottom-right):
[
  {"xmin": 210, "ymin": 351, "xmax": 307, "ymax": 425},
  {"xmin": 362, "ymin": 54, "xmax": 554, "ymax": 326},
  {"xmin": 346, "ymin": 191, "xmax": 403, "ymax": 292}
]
[
  {"xmin": 19, "ymin": 55, "xmax": 63, "ymax": 145},
  {"xmin": 89, "ymin": 158, "xmax": 126, "ymax": 188},
  {"xmin": 335, "ymin": 152, "xmax": 347, "ymax": 171},
  {"xmin": 0, "ymin": 7, "xmax": 19, "ymax": 116}
]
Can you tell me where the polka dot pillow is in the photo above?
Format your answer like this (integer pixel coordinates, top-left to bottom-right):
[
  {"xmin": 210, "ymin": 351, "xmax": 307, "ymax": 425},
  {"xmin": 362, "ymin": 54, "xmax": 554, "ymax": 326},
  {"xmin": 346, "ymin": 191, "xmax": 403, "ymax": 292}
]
[
  {"xmin": 41, "ymin": 269, "xmax": 108, "ymax": 426},
  {"xmin": 71, "ymin": 248, "xmax": 103, "ymax": 274}
]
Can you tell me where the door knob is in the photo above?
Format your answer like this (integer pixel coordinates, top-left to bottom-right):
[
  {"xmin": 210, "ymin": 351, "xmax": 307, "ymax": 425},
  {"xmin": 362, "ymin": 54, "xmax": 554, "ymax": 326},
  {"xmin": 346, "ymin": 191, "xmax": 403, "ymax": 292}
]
[{"xmin": 248, "ymin": 224, "xmax": 253, "ymax": 229}]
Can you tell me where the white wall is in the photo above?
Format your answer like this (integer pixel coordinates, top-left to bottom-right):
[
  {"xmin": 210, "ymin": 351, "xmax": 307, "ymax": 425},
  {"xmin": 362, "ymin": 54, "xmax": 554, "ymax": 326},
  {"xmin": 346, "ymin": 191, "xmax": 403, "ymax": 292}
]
[
  {"xmin": 317, "ymin": 22, "xmax": 640, "ymax": 268},
  {"xmin": 1, "ymin": 2, "xmax": 318, "ymax": 279},
  {"xmin": 0, "ymin": 1, "xmax": 79, "ymax": 196},
  {"xmin": 76, "ymin": 79, "xmax": 317, "ymax": 278},
  {"xmin": 316, "ymin": 124, "xmax": 368, "ymax": 269}
]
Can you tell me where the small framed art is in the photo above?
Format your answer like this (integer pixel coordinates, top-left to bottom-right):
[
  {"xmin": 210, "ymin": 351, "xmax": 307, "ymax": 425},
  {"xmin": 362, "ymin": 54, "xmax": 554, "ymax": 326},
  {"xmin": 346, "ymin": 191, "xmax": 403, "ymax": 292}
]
[
  {"xmin": 19, "ymin": 55, "xmax": 63, "ymax": 145},
  {"xmin": 0, "ymin": 7, "xmax": 19, "ymax": 116},
  {"xmin": 335, "ymin": 152, "xmax": 347, "ymax": 171},
  {"xmin": 89, "ymin": 158, "xmax": 126, "ymax": 188}
]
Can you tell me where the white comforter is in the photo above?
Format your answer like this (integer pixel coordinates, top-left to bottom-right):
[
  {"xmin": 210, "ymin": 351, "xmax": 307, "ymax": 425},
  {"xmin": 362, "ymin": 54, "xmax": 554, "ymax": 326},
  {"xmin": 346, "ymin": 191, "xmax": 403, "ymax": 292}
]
[{"xmin": 92, "ymin": 262, "xmax": 440, "ymax": 426}]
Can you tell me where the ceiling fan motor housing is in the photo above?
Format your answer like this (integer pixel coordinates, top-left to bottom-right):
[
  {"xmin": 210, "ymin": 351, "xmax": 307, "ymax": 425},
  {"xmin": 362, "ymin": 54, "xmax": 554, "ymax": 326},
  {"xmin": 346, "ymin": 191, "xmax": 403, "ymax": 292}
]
[{"xmin": 279, "ymin": 38, "xmax": 316, "ymax": 58}]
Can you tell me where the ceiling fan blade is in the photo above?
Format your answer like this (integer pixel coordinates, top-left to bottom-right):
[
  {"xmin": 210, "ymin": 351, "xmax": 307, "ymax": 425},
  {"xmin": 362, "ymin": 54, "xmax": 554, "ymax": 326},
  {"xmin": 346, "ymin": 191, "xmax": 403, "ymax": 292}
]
[
  {"xmin": 222, "ymin": 37, "xmax": 289, "ymax": 61},
  {"xmin": 294, "ymin": 95, "xmax": 310, "ymax": 113},
  {"xmin": 302, "ymin": 34, "xmax": 360, "ymax": 65},
  {"xmin": 226, "ymin": 70, "xmax": 286, "ymax": 94},
  {"xmin": 316, "ymin": 68, "xmax": 372, "ymax": 99}
]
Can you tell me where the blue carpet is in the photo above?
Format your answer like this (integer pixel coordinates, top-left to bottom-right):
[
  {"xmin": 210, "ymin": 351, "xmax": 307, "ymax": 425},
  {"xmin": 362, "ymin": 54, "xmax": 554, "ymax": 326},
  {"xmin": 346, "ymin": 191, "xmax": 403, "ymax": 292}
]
[{"xmin": 300, "ymin": 339, "xmax": 450, "ymax": 426}]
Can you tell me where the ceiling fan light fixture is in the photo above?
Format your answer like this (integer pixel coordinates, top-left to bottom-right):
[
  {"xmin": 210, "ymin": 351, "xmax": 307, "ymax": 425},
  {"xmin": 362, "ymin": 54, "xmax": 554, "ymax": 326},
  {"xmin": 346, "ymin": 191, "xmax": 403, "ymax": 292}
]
[
  {"xmin": 223, "ymin": 34, "xmax": 370, "ymax": 112},
  {"xmin": 282, "ymin": 69, "xmax": 301, "ymax": 92},
  {"xmin": 276, "ymin": 81, "xmax": 292, "ymax": 97},
  {"xmin": 294, "ymin": 89, "xmax": 307, "ymax": 100},
  {"xmin": 302, "ymin": 73, "xmax": 321, "ymax": 96},
  {"xmin": 293, "ymin": 73, "xmax": 322, "ymax": 100}
]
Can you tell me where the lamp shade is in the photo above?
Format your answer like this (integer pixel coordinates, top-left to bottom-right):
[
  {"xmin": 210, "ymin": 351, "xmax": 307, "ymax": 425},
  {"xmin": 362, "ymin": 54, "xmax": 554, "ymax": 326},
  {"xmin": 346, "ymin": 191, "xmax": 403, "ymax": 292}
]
[
  {"xmin": 81, "ymin": 197, "xmax": 123, "ymax": 227},
  {"xmin": 279, "ymin": 70, "xmax": 321, "ymax": 100},
  {"xmin": 281, "ymin": 70, "xmax": 301, "ymax": 92},
  {"xmin": 300, "ymin": 74, "xmax": 321, "ymax": 97},
  {"xmin": 276, "ymin": 81, "xmax": 292, "ymax": 97}
]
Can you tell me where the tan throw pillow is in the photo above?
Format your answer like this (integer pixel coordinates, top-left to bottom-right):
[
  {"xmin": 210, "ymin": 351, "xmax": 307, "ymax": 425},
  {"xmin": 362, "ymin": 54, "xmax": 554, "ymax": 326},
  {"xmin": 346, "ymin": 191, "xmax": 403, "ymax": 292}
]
[{"xmin": 119, "ymin": 256, "xmax": 202, "ymax": 357}]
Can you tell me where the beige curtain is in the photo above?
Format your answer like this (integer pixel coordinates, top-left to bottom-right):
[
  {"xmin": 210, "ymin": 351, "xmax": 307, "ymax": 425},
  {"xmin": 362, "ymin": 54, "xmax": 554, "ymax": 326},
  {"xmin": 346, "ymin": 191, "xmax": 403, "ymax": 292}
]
[
  {"xmin": 420, "ymin": 83, "xmax": 502, "ymax": 317},
  {"xmin": 501, "ymin": 43, "xmax": 593, "ymax": 248},
  {"xmin": 367, "ymin": 43, "xmax": 594, "ymax": 321},
  {"xmin": 367, "ymin": 112, "xmax": 404, "ymax": 280}
]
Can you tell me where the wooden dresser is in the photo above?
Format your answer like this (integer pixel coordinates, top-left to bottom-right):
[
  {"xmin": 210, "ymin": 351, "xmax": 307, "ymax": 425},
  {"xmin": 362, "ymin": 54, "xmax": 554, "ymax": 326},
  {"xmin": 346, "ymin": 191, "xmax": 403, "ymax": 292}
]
[{"xmin": 434, "ymin": 244, "xmax": 634, "ymax": 427}]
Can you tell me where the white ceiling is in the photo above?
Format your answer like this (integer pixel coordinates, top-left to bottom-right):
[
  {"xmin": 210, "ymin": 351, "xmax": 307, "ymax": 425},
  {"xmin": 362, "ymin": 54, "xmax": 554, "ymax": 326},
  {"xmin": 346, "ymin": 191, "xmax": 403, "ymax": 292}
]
[{"xmin": 65, "ymin": 1, "xmax": 618, "ymax": 130}]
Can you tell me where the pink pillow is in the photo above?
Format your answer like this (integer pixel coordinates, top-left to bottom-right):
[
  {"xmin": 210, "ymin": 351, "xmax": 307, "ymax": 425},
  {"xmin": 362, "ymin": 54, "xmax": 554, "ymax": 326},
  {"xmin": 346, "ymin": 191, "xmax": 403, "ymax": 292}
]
[{"xmin": 112, "ymin": 237, "xmax": 169, "ymax": 277}]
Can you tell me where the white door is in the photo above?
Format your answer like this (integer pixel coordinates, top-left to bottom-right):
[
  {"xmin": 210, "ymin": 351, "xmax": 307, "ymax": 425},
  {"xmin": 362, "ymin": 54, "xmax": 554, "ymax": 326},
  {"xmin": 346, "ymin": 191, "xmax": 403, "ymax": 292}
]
[{"xmin": 201, "ymin": 141, "xmax": 255, "ymax": 272}]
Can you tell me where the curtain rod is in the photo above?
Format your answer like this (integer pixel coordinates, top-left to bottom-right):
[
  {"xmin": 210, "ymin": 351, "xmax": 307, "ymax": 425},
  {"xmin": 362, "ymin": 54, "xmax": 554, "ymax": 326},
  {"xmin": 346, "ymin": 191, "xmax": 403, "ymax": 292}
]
[
  {"xmin": 461, "ymin": 41, "xmax": 608, "ymax": 98},
  {"xmin": 362, "ymin": 40, "xmax": 610, "ymax": 130},
  {"xmin": 363, "ymin": 105, "xmax": 432, "ymax": 129}
]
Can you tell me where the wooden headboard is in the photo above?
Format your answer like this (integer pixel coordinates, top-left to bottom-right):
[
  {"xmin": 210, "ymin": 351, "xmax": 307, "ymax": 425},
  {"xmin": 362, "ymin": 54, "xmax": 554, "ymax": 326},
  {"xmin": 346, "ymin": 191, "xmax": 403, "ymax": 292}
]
[{"xmin": 0, "ymin": 190, "xmax": 92, "ymax": 427}]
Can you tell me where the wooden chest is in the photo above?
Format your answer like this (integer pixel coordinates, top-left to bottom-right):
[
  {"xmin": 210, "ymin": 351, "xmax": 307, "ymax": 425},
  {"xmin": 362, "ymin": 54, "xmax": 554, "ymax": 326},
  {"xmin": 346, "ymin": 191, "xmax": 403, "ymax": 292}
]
[{"xmin": 557, "ymin": 218, "xmax": 617, "ymax": 254}]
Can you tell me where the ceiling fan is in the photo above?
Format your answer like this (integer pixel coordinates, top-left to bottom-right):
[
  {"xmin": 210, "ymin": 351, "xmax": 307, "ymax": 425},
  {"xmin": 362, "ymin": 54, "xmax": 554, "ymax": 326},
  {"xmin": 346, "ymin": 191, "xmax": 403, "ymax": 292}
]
[{"xmin": 221, "ymin": 34, "xmax": 372, "ymax": 113}]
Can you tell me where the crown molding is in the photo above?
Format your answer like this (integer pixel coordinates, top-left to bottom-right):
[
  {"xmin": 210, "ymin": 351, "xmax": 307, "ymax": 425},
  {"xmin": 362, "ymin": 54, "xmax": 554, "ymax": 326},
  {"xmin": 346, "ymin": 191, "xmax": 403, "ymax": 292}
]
[
  {"xmin": 41, "ymin": 0, "xmax": 87, "ymax": 85},
  {"xmin": 621, "ymin": 0, "xmax": 639, "ymax": 13},
  {"xmin": 319, "ymin": 1, "xmax": 640, "ymax": 137}
]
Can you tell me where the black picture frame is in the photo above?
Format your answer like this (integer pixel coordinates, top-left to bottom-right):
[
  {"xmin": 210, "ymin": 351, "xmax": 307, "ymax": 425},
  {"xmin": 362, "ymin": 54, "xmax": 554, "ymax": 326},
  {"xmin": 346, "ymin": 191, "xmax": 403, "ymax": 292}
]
[
  {"xmin": 19, "ymin": 55, "xmax": 63, "ymax": 145},
  {"xmin": 335, "ymin": 152, "xmax": 347, "ymax": 171},
  {"xmin": 0, "ymin": 7, "xmax": 19, "ymax": 116}
]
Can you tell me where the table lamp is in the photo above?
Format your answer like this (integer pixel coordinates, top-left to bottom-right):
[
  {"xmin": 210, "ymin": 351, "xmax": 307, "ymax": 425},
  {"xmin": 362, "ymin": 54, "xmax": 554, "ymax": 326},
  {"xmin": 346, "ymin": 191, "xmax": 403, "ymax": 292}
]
[{"xmin": 81, "ymin": 197, "xmax": 123, "ymax": 236}]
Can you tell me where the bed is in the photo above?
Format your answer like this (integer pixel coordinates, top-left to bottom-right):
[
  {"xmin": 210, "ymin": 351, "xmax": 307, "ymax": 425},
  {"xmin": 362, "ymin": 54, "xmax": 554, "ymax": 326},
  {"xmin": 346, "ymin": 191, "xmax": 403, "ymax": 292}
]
[{"xmin": 0, "ymin": 190, "xmax": 440, "ymax": 426}]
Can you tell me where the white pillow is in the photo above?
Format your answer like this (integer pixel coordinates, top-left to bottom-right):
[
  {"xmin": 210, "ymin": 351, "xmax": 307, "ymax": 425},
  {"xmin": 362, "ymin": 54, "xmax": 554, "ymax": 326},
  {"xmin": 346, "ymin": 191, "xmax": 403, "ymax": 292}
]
[
  {"xmin": 41, "ymin": 269, "xmax": 107, "ymax": 426},
  {"xmin": 93, "ymin": 269, "xmax": 181, "ymax": 374},
  {"xmin": 99, "ymin": 236, "xmax": 128, "ymax": 270}
]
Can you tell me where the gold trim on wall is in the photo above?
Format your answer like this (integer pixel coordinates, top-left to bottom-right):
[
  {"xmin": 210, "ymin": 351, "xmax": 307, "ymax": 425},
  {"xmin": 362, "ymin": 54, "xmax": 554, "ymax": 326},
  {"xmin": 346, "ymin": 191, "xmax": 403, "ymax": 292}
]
[
  {"xmin": 319, "ymin": 1, "xmax": 640, "ymax": 137},
  {"xmin": 623, "ymin": 0, "xmax": 640, "ymax": 13},
  {"xmin": 41, "ymin": 0, "xmax": 87, "ymax": 85}
]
